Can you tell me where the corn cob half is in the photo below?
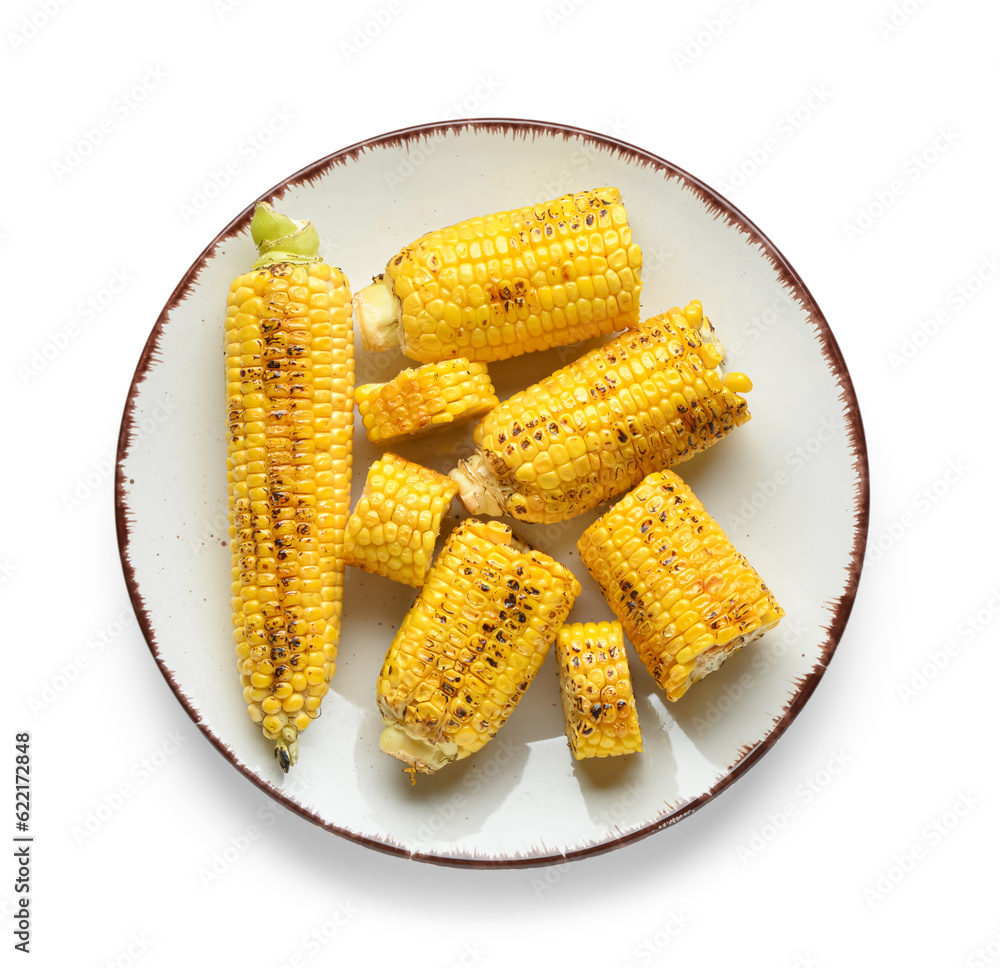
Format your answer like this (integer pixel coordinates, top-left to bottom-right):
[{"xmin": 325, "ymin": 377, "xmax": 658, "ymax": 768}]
[
  {"xmin": 343, "ymin": 452, "xmax": 459, "ymax": 588},
  {"xmin": 355, "ymin": 358, "xmax": 498, "ymax": 446},
  {"xmin": 377, "ymin": 519, "xmax": 581, "ymax": 777},
  {"xmin": 353, "ymin": 187, "xmax": 642, "ymax": 363},
  {"xmin": 555, "ymin": 621, "xmax": 643, "ymax": 759},
  {"xmin": 227, "ymin": 202, "xmax": 354, "ymax": 771},
  {"xmin": 451, "ymin": 300, "xmax": 752, "ymax": 524},
  {"xmin": 577, "ymin": 470, "xmax": 784, "ymax": 701}
]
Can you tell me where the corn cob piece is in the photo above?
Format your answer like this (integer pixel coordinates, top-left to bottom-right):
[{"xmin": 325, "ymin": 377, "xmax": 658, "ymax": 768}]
[
  {"xmin": 577, "ymin": 470, "xmax": 784, "ymax": 702},
  {"xmin": 451, "ymin": 300, "xmax": 752, "ymax": 524},
  {"xmin": 377, "ymin": 519, "xmax": 581, "ymax": 777},
  {"xmin": 353, "ymin": 187, "xmax": 642, "ymax": 363},
  {"xmin": 355, "ymin": 358, "xmax": 498, "ymax": 446},
  {"xmin": 555, "ymin": 621, "xmax": 643, "ymax": 759},
  {"xmin": 343, "ymin": 452, "xmax": 459, "ymax": 587},
  {"xmin": 227, "ymin": 201, "xmax": 354, "ymax": 771}
]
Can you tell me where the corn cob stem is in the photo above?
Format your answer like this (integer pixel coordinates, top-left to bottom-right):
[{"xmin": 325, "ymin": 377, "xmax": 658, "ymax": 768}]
[
  {"xmin": 249, "ymin": 201, "xmax": 322, "ymax": 269},
  {"xmin": 449, "ymin": 452, "xmax": 506, "ymax": 517},
  {"xmin": 355, "ymin": 274, "xmax": 401, "ymax": 352}
]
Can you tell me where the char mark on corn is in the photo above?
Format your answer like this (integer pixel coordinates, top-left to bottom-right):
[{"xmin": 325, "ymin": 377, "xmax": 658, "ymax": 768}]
[
  {"xmin": 377, "ymin": 519, "xmax": 581, "ymax": 776},
  {"xmin": 353, "ymin": 187, "xmax": 642, "ymax": 363},
  {"xmin": 451, "ymin": 300, "xmax": 752, "ymax": 524},
  {"xmin": 577, "ymin": 470, "xmax": 784, "ymax": 701},
  {"xmin": 227, "ymin": 204, "xmax": 354, "ymax": 771}
]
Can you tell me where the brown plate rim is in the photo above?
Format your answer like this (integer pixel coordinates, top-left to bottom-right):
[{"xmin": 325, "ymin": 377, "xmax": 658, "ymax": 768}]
[{"xmin": 114, "ymin": 117, "xmax": 870, "ymax": 869}]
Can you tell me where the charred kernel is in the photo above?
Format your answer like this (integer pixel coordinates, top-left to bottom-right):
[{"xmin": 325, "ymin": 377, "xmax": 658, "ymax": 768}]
[
  {"xmin": 555, "ymin": 621, "xmax": 642, "ymax": 759},
  {"xmin": 577, "ymin": 471, "xmax": 784, "ymax": 702},
  {"xmin": 376, "ymin": 519, "xmax": 580, "ymax": 776},
  {"xmin": 358, "ymin": 188, "xmax": 641, "ymax": 364},
  {"xmin": 227, "ymin": 207, "xmax": 355, "ymax": 770},
  {"xmin": 355, "ymin": 359, "xmax": 498, "ymax": 446},
  {"xmin": 454, "ymin": 300, "xmax": 752, "ymax": 525}
]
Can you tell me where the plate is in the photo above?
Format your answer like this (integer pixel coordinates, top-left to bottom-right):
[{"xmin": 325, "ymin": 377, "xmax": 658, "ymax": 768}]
[{"xmin": 115, "ymin": 119, "xmax": 869, "ymax": 867}]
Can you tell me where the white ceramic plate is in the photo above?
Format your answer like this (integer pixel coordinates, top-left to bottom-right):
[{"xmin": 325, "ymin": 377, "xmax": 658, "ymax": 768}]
[{"xmin": 116, "ymin": 119, "xmax": 868, "ymax": 867}]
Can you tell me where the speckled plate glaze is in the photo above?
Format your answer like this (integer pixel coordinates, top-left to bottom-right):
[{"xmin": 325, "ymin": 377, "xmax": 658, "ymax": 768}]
[{"xmin": 115, "ymin": 119, "xmax": 868, "ymax": 867}]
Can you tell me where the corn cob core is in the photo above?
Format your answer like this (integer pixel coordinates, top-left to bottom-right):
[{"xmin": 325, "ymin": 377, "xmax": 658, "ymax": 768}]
[
  {"xmin": 452, "ymin": 300, "xmax": 752, "ymax": 524},
  {"xmin": 577, "ymin": 470, "xmax": 784, "ymax": 701},
  {"xmin": 377, "ymin": 519, "xmax": 581, "ymax": 776},
  {"xmin": 343, "ymin": 453, "xmax": 459, "ymax": 587},
  {"xmin": 227, "ymin": 202, "xmax": 354, "ymax": 771},
  {"xmin": 555, "ymin": 621, "xmax": 643, "ymax": 759},
  {"xmin": 354, "ymin": 187, "xmax": 642, "ymax": 363},
  {"xmin": 355, "ymin": 358, "xmax": 498, "ymax": 446}
]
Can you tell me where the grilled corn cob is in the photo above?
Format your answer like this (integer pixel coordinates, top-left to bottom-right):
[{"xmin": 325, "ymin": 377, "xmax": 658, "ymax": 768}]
[
  {"xmin": 343, "ymin": 452, "xmax": 459, "ymax": 587},
  {"xmin": 452, "ymin": 300, "xmax": 752, "ymax": 524},
  {"xmin": 355, "ymin": 358, "xmax": 498, "ymax": 446},
  {"xmin": 354, "ymin": 187, "xmax": 642, "ymax": 363},
  {"xmin": 377, "ymin": 519, "xmax": 581, "ymax": 777},
  {"xmin": 555, "ymin": 621, "xmax": 643, "ymax": 759},
  {"xmin": 577, "ymin": 470, "xmax": 784, "ymax": 701},
  {"xmin": 227, "ymin": 201, "xmax": 354, "ymax": 771}
]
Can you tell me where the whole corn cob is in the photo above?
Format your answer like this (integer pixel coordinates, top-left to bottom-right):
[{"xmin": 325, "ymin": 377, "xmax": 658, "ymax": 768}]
[
  {"xmin": 343, "ymin": 452, "xmax": 459, "ymax": 588},
  {"xmin": 555, "ymin": 621, "xmax": 643, "ymax": 759},
  {"xmin": 377, "ymin": 519, "xmax": 581, "ymax": 777},
  {"xmin": 353, "ymin": 187, "xmax": 642, "ymax": 363},
  {"xmin": 451, "ymin": 300, "xmax": 752, "ymax": 524},
  {"xmin": 355, "ymin": 357, "xmax": 498, "ymax": 446},
  {"xmin": 227, "ymin": 201, "xmax": 354, "ymax": 771},
  {"xmin": 577, "ymin": 470, "xmax": 784, "ymax": 701}
]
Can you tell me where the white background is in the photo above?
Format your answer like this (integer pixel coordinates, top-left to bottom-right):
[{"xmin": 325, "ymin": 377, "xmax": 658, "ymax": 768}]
[{"xmin": 6, "ymin": 0, "xmax": 999, "ymax": 965}]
